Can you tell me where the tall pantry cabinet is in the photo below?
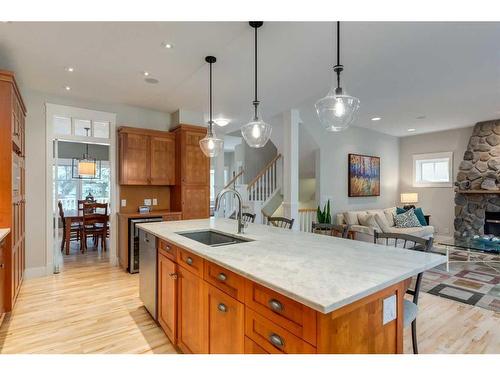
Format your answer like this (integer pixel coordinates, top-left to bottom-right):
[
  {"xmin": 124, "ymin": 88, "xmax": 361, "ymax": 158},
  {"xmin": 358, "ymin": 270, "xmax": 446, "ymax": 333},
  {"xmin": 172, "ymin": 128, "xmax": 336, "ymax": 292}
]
[{"xmin": 0, "ymin": 70, "xmax": 26, "ymax": 317}]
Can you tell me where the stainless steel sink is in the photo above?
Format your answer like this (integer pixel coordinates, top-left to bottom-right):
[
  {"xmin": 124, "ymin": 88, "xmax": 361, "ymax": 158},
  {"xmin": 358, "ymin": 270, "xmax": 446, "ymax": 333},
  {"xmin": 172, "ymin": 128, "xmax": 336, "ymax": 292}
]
[{"xmin": 176, "ymin": 230, "xmax": 252, "ymax": 247}]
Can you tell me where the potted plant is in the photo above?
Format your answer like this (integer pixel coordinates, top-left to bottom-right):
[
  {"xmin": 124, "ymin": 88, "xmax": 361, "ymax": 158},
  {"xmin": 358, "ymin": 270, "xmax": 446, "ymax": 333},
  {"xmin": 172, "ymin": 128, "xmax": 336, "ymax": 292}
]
[{"xmin": 316, "ymin": 200, "xmax": 331, "ymax": 224}]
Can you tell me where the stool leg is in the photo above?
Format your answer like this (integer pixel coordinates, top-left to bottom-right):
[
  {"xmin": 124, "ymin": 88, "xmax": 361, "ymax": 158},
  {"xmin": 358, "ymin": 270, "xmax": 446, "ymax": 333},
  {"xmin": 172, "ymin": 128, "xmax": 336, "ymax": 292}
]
[{"xmin": 411, "ymin": 319, "xmax": 419, "ymax": 354}]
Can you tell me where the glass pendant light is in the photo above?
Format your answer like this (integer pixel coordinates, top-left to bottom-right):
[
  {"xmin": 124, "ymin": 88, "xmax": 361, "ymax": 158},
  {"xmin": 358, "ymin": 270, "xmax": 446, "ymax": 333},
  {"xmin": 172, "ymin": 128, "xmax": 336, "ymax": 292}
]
[
  {"xmin": 315, "ymin": 22, "xmax": 360, "ymax": 132},
  {"xmin": 199, "ymin": 55, "xmax": 224, "ymax": 158},
  {"xmin": 241, "ymin": 21, "xmax": 272, "ymax": 148},
  {"xmin": 72, "ymin": 127, "xmax": 101, "ymax": 179}
]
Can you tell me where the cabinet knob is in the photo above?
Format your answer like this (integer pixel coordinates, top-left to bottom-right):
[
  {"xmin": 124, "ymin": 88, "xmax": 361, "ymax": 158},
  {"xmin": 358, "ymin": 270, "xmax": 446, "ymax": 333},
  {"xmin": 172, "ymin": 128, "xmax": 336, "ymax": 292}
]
[
  {"xmin": 0, "ymin": 264, "xmax": 4, "ymax": 269},
  {"xmin": 268, "ymin": 298, "xmax": 284, "ymax": 313},
  {"xmin": 217, "ymin": 303, "xmax": 227, "ymax": 313},
  {"xmin": 169, "ymin": 272, "xmax": 178, "ymax": 279},
  {"xmin": 268, "ymin": 333, "xmax": 284, "ymax": 349},
  {"xmin": 186, "ymin": 257, "xmax": 193, "ymax": 265},
  {"xmin": 217, "ymin": 272, "xmax": 227, "ymax": 282}
]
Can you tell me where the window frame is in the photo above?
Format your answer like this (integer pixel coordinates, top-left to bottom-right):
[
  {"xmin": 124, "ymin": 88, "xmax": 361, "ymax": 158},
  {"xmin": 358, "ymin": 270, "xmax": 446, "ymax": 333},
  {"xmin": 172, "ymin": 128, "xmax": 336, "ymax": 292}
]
[{"xmin": 412, "ymin": 151, "xmax": 453, "ymax": 188}]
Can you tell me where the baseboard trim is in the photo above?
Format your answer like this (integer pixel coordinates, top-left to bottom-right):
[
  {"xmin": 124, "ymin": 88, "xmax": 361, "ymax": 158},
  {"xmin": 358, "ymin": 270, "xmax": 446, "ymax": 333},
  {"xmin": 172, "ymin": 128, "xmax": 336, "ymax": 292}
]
[{"xmin": 24, "ymin": 264, "xmax": 53, "ymax": 279}]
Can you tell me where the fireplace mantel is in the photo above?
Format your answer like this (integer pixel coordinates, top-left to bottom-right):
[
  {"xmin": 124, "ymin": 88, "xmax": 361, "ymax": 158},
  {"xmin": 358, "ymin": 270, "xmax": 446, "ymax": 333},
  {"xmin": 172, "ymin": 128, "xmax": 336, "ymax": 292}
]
[{"xmin": 455, "ymin": 189, "xmax": 500, "ymax": 194}]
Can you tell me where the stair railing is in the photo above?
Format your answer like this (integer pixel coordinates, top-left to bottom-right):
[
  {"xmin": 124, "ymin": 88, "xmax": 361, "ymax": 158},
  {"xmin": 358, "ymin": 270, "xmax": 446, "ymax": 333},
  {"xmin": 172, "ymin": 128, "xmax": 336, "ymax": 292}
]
[
  {"xmin": 298, "ymin": 208, "xmax": 316, "ymax": 233},
  {"xmin": 247, "ymin": 154, "xmax": 282, "ymax": 202}
]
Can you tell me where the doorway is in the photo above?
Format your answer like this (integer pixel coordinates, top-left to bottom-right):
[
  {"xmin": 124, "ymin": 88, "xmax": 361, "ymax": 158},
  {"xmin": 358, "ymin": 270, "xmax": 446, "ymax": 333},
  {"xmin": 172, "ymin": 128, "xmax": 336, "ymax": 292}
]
[{"xmin": 46, "ymin": 104, "xmax": 117, "ymax": 274}]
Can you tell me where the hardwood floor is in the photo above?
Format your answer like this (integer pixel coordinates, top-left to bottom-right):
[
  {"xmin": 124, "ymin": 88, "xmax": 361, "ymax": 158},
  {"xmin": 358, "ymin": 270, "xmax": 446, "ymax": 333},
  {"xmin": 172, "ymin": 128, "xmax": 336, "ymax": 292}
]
[{"xmin": 0, "ymin": 246, "xmax": 498, "ymax": 354}]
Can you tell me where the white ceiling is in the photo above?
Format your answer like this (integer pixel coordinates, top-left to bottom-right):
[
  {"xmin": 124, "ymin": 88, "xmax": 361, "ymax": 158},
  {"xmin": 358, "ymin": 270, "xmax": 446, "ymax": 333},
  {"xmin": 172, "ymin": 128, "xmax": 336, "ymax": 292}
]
[{"xmin": 1, "ymin": 21, "xmax": 500, "ymax": 137}]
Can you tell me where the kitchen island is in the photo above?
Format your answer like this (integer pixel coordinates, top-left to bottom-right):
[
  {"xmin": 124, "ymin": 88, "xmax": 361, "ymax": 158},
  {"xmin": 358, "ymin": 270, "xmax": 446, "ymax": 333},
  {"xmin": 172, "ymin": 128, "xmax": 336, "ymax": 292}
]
[{"xmin": 138, "ymin": 218, "xmax": 446, "ymax": 354}]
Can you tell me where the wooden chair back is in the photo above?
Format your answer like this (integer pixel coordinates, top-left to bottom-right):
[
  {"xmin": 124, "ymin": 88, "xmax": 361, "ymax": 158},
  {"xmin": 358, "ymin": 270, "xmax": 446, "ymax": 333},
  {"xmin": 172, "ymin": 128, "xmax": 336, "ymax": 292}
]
[
  {"xmin": 373, "ymin": 230, "xmax": 433, "ymax": 305},
  {"xmin": 78, "ymin": 198, "xmax": 96, "ymax": 214},
  {"xmin": 82, "ymin": 202, "xmax": 108, "ymax": 227},
  {"xmin": 242, "ymin": 212, "xmax": 256, "ymax": 224},
  {"xmin": 312, "ymin": 223, "xmax": 350, "ymax": 239},
  {"xmin": 57, "ymin": 201, "xmax": 65, "ymax": 220},
  {"xmin": 267, "ymin": 216, "xmax": 294, "ymax": 229}
]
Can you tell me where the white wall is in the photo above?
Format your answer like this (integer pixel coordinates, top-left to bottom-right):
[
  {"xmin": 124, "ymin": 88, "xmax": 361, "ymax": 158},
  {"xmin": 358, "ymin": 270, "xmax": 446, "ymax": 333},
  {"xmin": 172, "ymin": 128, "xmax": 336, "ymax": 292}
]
[
  {"xmin": 399, "ymin": 126, "xmax": 472, "ymax": 236},
  {"xmin": 298, "ymin": 101, "xmax": 400, "ymax": 216},
  {"xmin": 23, "ymin": 89, "xmax": 170, "ymax": 273}
]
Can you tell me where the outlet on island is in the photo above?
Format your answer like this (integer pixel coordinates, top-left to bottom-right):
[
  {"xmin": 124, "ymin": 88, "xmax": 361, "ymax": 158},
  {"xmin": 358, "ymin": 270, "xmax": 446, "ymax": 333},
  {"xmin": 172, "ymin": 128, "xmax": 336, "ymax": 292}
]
[{"xmin": 144, "ymin": 198, "xmax": 152, "ymax": 206}]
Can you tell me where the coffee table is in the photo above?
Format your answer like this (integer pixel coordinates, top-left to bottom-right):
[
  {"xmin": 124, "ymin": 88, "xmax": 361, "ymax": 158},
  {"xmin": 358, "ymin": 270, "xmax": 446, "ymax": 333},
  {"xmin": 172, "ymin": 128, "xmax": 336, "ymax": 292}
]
[{"xmin": 437, "ymin": 237, "xmax": 500, "ymax": 272}]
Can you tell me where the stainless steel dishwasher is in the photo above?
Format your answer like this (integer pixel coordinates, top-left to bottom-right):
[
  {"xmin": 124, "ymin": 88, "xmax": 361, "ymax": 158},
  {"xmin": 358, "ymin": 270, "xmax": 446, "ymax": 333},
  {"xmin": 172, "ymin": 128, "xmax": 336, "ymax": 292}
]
[{"xmin": 139, "ymin": 229, "xmax": 157, "ymax": 320}]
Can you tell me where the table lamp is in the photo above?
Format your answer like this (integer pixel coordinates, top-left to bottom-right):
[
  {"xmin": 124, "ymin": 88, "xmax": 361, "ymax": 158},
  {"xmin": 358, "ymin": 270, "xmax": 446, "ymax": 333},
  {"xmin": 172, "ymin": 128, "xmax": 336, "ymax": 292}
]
[{"xmin": 400, "ymin": 193, "xmax": 418, "ymax": 210}]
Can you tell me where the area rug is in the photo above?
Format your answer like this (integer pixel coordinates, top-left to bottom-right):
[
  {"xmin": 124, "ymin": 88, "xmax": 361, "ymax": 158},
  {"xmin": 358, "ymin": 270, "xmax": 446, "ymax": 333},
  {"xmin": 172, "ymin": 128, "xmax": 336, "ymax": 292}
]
[{"xmin": 420, "ymin": 248, "xmax": 500, "ymax": 312}]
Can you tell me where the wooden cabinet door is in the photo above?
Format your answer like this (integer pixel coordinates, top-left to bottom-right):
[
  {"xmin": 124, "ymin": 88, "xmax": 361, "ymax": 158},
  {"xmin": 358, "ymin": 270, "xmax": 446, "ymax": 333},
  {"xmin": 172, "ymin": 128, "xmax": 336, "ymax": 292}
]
[
  {"xmin": 119, "ymin": 133, "xmax": 150, "ymax": 185},
  {"xmin": 182, "ymin": 130, "xmax": 209, "ymax": 185},
  {"xmin": 0, "ymin": 241, "xmax": 5, "ymax": 315},
  {"xmin": 158, "ymin": 253, "xmax": 177, "ymax": 344},
  {"xmin": 177, "ymin": 266, "xmax": 208, "ymax": 354},
  {"xmin": 181, "ymin": 185, "xmax": 209, "ymax": 220},
  {"xmin": 150, "ymin": 135, "xmax": 175, "ymax": 185},
  {"xmin": 207, "ymin": 285, "xmax": 244, "ymax": 354}
]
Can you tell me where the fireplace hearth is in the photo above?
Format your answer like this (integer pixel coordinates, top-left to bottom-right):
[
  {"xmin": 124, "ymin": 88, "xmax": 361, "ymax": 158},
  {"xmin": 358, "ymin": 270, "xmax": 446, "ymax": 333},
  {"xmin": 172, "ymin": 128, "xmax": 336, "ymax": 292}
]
[{"xmin": 485, "ymin": 211, "xmax": 500, "ymax": 236}]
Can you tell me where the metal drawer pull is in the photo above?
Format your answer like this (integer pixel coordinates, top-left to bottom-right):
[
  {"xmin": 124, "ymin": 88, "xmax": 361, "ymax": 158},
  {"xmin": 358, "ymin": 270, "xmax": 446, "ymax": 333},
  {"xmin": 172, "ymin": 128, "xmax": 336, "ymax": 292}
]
[
  {"xmin": 268, "ymin": 299, "xmax": 283, "ymax": 312},
  {"xmin": 164, "ymin": 244, "xmax": 171, "ymax": 250},
  {"xmin": 269, "ymin": 333, "xmax": 284, "ymax": 348},
  {"xmin": 217, "ymin": 272, "xmax": 227, "ymax": 282},
  {"xmin": 169, "ymin": 272, "xmax": 178, "ymax": 279},
  {"xmin": 186, "ymin": 257, "xmax": 193, "ymax": 265},
  {"xmin": 217, "ymin": 303, "xmax": 227, "ymax": 313}
]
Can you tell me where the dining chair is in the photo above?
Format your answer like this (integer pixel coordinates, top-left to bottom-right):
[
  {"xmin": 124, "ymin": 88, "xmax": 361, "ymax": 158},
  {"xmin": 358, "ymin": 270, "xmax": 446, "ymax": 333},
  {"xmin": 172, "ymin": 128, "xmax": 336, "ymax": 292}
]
[
  {"xmin": 267, "ymin": 216, "xmax": 294, "ymax": 230},
  {"xmin": 312, "ymin": 223, "xmax": 350, "ymax": 239},
  {"xmin": 242, "ymin": 212, "xmax": 256, "ymax": 224},
  {"xmin": 81, "ymin": 202, "xmax": 108, "ymax": 253},
  {"xmin": 78, "ymin": 198, "xmax": 96, "ymax": 214},
  {"xmin": 58, "ymin": 201, "xmax": 81, "ymax": 253},
  {"xmin": 373, "ymin": 230, "xmax": 434, "ymax": 354}
]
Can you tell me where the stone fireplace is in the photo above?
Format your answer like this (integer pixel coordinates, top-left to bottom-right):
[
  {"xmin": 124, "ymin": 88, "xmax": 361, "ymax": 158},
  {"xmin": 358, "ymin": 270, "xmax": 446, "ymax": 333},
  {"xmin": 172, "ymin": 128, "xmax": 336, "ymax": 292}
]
[{"xmin": 454, "ymin": 120, "xmax": 500, "ymax": 238}]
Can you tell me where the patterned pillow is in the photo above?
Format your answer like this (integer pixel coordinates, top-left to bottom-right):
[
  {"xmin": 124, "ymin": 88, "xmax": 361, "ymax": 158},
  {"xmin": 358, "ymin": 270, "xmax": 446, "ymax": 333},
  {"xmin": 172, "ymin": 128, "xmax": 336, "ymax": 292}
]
[{"xmin": 394, "ymin": 209, "xmax": 422, "ymax": 228}]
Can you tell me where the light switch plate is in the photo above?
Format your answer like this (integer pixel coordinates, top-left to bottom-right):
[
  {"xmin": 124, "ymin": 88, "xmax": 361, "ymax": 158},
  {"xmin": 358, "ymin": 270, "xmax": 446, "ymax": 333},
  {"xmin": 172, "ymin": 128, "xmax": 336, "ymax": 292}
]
[
  {"xmin": 153, "ymin": 198, "xmax": 158, "ymax": 206},
  {"xmin": 383, "ymin": 294, "xmax": 397, "ymax": 325},
  {"xmin": 121, "ymin": 199, "xmax": 127, "ymax": 207},
  {"xmin": 144, "ymin": 198, "xmax": 152, "ymax": 206}
]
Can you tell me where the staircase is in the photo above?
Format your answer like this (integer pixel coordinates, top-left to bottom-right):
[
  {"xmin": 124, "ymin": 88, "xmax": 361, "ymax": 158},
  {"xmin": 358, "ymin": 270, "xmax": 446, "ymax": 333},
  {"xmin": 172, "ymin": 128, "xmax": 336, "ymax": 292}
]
[{"xmin": 218, "ymin": 154, "xmax": 283, "ymax": 224}]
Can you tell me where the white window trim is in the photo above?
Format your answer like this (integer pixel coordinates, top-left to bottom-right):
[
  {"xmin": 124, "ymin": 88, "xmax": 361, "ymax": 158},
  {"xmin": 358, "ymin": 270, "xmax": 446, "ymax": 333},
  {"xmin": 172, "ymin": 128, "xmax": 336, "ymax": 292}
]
[{"xmin": 412, "ymin": 151, "xmax": 453, "ymax": 188}]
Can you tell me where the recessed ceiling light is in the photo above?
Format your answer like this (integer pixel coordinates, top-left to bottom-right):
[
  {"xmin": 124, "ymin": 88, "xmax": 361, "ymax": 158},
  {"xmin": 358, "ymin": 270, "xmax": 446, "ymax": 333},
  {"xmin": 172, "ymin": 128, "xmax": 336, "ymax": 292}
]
[
  {"xmin": 371, "ymin": 117, "xmax": 381, "ymax": 121},
  {"xmin": 407, "ymin": 128, "xmax": 416, "ymax": 132},
  {"xmin": 162, "ymin": 42, "xmax": 174, "ymax": 49},
  {"xmin": 214, "ymin": 118, "xmax": 230, "ymax": 127},
  {"xmin": 64, "ymin": 85, "xmax": 71, "ymax": 91},
  {"xmin": 143, "ymin": 71, "xmax": 150, "ymax": 77},
  {"xmin": 145, "ymin": 78, "xmax": 159, "ymax": 84},
  {"xmin": 65, "ymin": 66, "xmax": 74, "ymax": 72}
]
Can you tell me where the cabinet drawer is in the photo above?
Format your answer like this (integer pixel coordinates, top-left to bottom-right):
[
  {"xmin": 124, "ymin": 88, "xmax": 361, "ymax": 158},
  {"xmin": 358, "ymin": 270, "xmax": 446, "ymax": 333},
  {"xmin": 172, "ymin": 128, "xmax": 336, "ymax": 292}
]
[
  {"xmin": 244, "ymin": 336, "xmax": 269, "ymax": 354},
  {"xmin": 177, "ymin": 248, "xmax": 204, "ymax": 277},
  {"xmin": 158, "ymin": 239, "xmax": 177, "ymax": 261},
  {"xmin": 204, "ymin": 261, "xmax": 245, "ymax": 302},
  {"xmin": 245, "ymin": 308, "xmax": 316, "ymax": 354},
  {"xmin": 244, "ymin": 280, "xmax": 317, "ymax": 346},
  {"xmin": 163, "ymin": 213, "xmax": 182, "ymax": 221}
]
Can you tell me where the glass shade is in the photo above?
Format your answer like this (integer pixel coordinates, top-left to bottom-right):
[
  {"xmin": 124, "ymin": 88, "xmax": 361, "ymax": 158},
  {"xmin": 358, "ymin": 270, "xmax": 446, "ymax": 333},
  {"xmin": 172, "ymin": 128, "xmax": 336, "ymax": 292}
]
[
  {"xmin": 241, "ymin": 117, "xmax": 272, "ymax": 148},
  {"xmin": 314, "ymin": 88, "xmax": 360, "ymax": 132},
  {"xmin": 199, "ymin": 133, "xmax": 224, "ymax": 158}
]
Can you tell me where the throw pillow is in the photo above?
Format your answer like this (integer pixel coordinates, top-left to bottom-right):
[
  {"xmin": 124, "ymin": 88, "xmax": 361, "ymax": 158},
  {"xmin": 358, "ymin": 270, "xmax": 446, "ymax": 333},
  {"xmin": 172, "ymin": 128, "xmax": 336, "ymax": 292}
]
[
  {"xmin": 383, "ymin": 207, "xmax": 396, "ymax": 227},
  {"xmin": 365, "ymin": 214, "xmax": 382, "ymax": 232},
  {"xmin": 394, "ymin": 209, "xmax": 422, "ymax": 228},
  {"xmin": 344, "ymin": 211, "xmax": 361, "ymax": 225},
  {"xmin": 374, "ymin": 213, "xmax": 392, "ymax": 232},
  {"xmin": 397, "ymin": 207, "xmax": 427, "ymax": 226},
  {"xmin": 413, "ymin": 207, "xmax": 427, "ymax": 226}
]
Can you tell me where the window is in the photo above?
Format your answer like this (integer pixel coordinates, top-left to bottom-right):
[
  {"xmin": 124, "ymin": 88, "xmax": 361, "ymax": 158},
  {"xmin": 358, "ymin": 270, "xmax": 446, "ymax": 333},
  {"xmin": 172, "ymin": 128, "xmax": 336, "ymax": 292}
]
[
  {"xmin": 413, "ymin": 152, "xmax": 453, "ymax": 187},
  {"xmin": 53, "ymin": 116, "xmax": 110, "ymax": 139}
]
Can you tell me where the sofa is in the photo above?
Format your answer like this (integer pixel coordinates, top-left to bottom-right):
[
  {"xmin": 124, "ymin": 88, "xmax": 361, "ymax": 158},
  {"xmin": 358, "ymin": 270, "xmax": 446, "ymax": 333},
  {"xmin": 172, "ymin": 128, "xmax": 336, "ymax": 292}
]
[{"xmin": 336, "ymin": 207, "xmax": 435, "ymax": 243}]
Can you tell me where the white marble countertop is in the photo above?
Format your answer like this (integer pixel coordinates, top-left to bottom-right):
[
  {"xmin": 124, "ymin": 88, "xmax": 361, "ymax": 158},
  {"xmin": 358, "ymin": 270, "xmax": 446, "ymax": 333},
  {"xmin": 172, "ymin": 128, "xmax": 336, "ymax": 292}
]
[
  {"xmin": 0, "ymin": 228, "xmax": 10, "ymax": 242},
  {"xmin": 138, "ymin": 218, "xmax": 446, "ymax": 314}
]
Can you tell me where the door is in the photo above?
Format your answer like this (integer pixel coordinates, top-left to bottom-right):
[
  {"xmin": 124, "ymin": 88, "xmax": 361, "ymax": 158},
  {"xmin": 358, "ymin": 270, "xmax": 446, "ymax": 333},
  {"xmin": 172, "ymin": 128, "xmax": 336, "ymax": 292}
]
[
  {"xmin": 120, "ymin": 132, "xmax": 149, "ymax": 185},
  {"xmin": 158, "ymin": 253, "xmax": 177, "ymax": 344},
  {"xmin": 150, "ymin": 135, "xmax": 175, "ymax": 185},
  {"xmin": 181, "ymin": 185, "xmax": 210, "ymax": 219},
  {"xmin": 177, "ymin": 266, "xmax": 208, "ymax": 354},
  {"xmin": 207, "ymin": 285, "xmax": 244, "ymax": 354},
  {"xmin": 182, "ymin": 130, "xmax": 209, "ymax": 185}
]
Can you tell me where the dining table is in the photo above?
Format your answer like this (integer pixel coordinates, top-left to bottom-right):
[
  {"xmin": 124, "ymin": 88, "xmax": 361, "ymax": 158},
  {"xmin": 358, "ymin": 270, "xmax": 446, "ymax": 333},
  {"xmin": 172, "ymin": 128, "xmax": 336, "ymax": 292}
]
[{"xmin": 62, "ymin": 209, "xmax": 110, "ymax": 255}]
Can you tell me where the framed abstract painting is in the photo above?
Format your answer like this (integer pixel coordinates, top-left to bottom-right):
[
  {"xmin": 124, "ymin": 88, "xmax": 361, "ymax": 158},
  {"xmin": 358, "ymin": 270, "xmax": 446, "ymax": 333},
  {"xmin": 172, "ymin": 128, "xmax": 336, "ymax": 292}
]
[{"xmin": 348, "ymin": 154, "xmax": 380, "ymax": 197}]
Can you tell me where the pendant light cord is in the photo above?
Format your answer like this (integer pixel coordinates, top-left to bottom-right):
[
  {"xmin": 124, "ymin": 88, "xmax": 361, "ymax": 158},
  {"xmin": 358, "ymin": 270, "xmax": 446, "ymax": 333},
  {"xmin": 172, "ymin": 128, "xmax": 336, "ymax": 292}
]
[
  {"xmin": 336, "ymin": 21, "xmax": 340, "ymax": 88},
  {"xmin": 253, "ymin": 24, "xmax": 259, "ymax": 119},
  {"xmin": 209, "ymin": 60, "xmax": 213, "ymax": 134}
]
